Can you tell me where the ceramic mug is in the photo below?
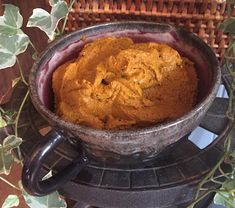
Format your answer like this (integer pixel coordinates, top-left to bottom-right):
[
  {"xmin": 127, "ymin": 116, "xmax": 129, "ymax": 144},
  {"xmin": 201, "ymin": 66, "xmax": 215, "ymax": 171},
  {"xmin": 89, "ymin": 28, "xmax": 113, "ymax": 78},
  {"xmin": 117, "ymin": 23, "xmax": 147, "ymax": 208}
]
[{"xmin": 22, "ymin": 22, "xmax": 221, "ymax": 196}]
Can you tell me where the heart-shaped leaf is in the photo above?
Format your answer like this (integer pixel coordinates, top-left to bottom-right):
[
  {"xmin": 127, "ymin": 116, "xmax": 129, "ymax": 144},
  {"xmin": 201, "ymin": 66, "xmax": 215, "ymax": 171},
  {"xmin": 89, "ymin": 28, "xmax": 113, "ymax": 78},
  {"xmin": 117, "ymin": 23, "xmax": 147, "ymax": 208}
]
[
  {"xmin": 27, "ymin": 9, "xmax": 51, "ymax": 35},
  {"xmin": 222, "ymin": 178, "xmax": 235, "ymax": 191},
  {"xmin": 214, "ymin": 178, "xmax": 235, "ymax": 208},
  {"xmin": 0, "ymin": 115, "xmax": 7, "ymax": 128},
  {"xmin": 0, "ymin": 136, "xmax": 22, "ymax": 174},
  {"xmin": 3, "ymin": 135, "xmax": 22, "ymax": 151},
  {"xmin": 27, "ymin": 1, "xmax": 68, "ymax": 40},
  {"xmin": 0, "ymin": 145, "xmax": 14, "ymax": 175},
  {"xmin": 21, "ymin": 184, "xmax": 67, "ymax": 208},
  {"xmin": 2, "ymin": 195, "xmax": 20, "ymax": 208},
  {"xmin": 51, "ymin": 1, "xmax": 68, "ymax": 20},
  {"xmin": 0, "ymin": 50, "xmax": 15, "ymax": 70},
  {"xmin": 0, "ymin": 33, "xmax": 29, "ymax": 69},
  {"xmin": 0, "ymin": 4, "xmax": 23, "ymax": 35},
  {"xmin": 214, "ymin": 192, "xmax": 235, "ymax": 208},
  {"xmin": 0, "ymin": 33, "xmax": 29, "ymax": 55},
  {"xmin": 49, "ymin": 0, "xmax": 61, "ymax": 5},
  {"xmin": 219, "ymin": 18, "xmax": 235, "ymax": 35}
]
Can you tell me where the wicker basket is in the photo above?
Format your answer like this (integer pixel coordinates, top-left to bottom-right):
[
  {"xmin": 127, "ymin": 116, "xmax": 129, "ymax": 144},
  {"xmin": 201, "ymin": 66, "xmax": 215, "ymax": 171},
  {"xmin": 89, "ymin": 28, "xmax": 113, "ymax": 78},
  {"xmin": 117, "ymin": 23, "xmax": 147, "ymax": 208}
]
[
  {"xmin": 46, "ymin": 0, "xmax": 233, "ymax": 61},
  {"xmin": 0, "ymin": 0, "xmax": 232, "ymax": 59}
]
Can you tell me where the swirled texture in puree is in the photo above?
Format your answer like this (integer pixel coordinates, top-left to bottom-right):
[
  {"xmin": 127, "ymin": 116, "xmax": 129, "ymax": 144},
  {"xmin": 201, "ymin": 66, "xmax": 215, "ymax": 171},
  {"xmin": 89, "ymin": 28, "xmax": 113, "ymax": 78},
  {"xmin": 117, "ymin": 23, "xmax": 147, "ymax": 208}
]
[{"xmin": 52, "ymin": 37, "xmax": 198, "ymax": 129}]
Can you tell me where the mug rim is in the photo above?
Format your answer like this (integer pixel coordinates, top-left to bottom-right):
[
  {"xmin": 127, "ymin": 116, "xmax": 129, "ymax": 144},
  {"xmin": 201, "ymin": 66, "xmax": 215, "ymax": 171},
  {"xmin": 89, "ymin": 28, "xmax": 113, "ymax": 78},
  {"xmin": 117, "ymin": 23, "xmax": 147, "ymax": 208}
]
[{"xmin": 29, "ymin": 21, "xmax": 221, "ymax": 138}]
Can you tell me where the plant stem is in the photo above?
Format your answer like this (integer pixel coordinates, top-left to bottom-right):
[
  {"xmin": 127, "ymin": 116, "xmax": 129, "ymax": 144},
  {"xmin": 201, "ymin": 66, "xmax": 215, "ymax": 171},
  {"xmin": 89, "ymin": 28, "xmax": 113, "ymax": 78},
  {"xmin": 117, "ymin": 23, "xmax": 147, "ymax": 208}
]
[
  {"xmin": 189, "ymin": 188, "xmax": 235, "ymax": 208},
  {"xmin": 194, "ymin": 153, "xmax": 226, "ymax": 199},
  {"xmin": 14, "ymin": 90, "xmax": 29, "ymax": 137},
  {"xmin": 0, "ymin": 176, "xmax": 21, "ymax": 191},
  {"xmin": 204, "ymin": 173, "xmax": 229, "ymax": 185},
  {"xmin": 16, "ymin": 58, "xmax": 28, "ymax": 86},
  {"xmin": 29, "ymin": 39, "xmax": 38, "ymax": 54},
  {"xmin": 56, "ymin": 28, "xmax": 61, "ymax": 35},
  {"xmin": 0, "ymin": 106, "xmax": 5, "ymax": 113},
  {"xmin": 188, "ymin": 190, "xmax": 215, "ymax": 208},
  {"xmin": 61, "ymin": 0, "xmax": 75, "ymax": 35},
  {"xmin": 14, "ymin": 90, "xmax": 29, "ymax": 161},
  {"xmin": 188, "ymin": 3, "xmax": 235, "ymax": 206},
  {"xmin": 199, "ymin": 188, "xmax": 209, "ymax": 191},
  {"xmin": 211, "ymin": 178, "xmax": 224, "ymax": 185},
  {"xmin": 212, "ymin": 173, "xmax": 232, "ymax": 180},
  {"xmin": 225, "ymin": 43, "xmax": 234, "ymax": 75},
  {"xmin": 226, "ymin": 93, "xmax": 234, "ymax": 121}
]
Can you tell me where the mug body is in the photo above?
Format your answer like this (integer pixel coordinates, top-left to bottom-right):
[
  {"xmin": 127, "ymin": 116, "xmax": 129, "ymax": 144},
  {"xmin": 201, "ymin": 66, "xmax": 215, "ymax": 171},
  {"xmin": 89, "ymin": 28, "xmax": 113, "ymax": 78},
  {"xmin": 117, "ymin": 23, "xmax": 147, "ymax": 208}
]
[{"xmin": 29, "ymin": 22, "xmax": 221, "ymax": 164}]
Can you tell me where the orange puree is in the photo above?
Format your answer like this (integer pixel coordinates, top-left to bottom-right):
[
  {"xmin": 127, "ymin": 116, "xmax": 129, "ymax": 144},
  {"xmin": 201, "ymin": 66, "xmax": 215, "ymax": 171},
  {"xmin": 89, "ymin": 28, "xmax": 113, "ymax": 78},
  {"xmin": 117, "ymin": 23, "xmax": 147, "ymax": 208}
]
[{"xmin": 52, "ymin": 37, "xmax": 198, "ymax": 129}]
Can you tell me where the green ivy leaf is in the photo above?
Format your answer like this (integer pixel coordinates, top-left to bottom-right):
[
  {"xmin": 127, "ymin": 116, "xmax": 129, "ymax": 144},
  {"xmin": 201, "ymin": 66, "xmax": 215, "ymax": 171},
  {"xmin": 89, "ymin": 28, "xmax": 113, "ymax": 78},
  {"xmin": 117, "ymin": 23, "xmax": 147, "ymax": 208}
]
[
  {"xmin": 0, "ymin": 33, "xmax": 29, "ymax": 55},
  {"xmin": 214, "ymin": 179, "xmax": 235, "ymax": 208},
  {"xmin": 0, "ymin": 50, "xmax": 14, "ymax": 70},
  {"xmin": 3, "ymin": 135, "xmax": 22, "ymax": 151},
  {"xmin": 219, "ymin": 17, "xmax": 235, "ymax": 35},
  {"xmin": 231, "ymin": 151, "xmax": 235, "ymax": 159},
  {"xmin": 2, "ymin": 195, "xmax": 19, "ymax": 208},
  {"xmin": 0, "ymin": 136, "xmax": 22, "ymax": 175},
  {"xmin": 0, "ymin": 33, "xmax": 29, "ymax": 69},
  {"xmin": 0, "ymin": 145, "xmax": 14, "ymax": 175},
  {"xmin": 1, "ymin": 110, "xmax": 16, "ymax": 125},
  {"xmin": 27, "ymin": 1, "xmax": 68, "ymax": 40},
  {"xmin": 19, "ymin": 180, "xmax": 67, "ymax": 208},
  {"xmin": 0, "ymin": 4, "xmax": 31, "ymax": 70},
  {"xmin": 0, "ymin": 115, "xmax": 7, "ymax": 128},
  {"xmin": 49, "ymin": 0, "xmax": 61, "ymax": 5},
  {"xmin": 0, "ymin": 4, "xmax": 23, "ymax": 35},
  {"xmin": 4, "ymin": 110, "xmax": 15, "ymax": 118},
  {"xmin": 223, "ymin": 178, "xmax": 235, "ymax": 191},
  {"xmin": 21, "ymin": 185, "xmax": 67, "ymax": 208},
  {"xmin": 214, "ymin": 192, "xmax": 235, "ymax": 208},
  {"xmin": 51, "ymin": 1, "xmax": 68, "ymax": 20}
]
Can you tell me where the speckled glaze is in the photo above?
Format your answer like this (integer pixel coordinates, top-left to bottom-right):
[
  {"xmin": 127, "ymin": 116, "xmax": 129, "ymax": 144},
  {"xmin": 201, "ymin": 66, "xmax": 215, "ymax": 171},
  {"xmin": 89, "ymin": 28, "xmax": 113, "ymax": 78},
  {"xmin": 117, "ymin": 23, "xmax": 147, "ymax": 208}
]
[{"xmin": 29, "ymin": 22, "xmax": 221, "ymax": 163}]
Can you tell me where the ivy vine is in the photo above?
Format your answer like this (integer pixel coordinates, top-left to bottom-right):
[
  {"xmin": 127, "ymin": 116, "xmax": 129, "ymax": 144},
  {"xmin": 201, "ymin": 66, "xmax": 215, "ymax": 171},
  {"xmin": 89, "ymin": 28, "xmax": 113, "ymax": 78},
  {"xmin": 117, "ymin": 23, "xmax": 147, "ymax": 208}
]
[
  {"xmin": 0, "ymin": 1, "xmax": 74, "ymax": 207},
  {"xmin": 187, "ymin": 1, "xmax": 235, "ymax": 207}
]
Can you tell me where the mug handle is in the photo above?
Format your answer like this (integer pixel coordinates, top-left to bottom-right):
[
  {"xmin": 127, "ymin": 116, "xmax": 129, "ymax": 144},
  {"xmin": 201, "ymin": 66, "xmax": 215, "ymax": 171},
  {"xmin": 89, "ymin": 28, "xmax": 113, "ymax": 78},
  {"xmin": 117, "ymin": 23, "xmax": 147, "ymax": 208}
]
[{"xmin": 22, "ymin": 130, "xmax": 89, "ymax": 196}]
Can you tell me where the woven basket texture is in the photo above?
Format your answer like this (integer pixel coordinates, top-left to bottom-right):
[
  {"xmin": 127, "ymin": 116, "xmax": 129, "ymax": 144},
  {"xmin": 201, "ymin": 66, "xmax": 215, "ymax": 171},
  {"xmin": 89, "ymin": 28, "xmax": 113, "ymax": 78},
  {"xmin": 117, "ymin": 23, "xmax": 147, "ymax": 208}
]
[{"xmin": 48, "ymin": 1, "xmax": 235, "ymax": 60}]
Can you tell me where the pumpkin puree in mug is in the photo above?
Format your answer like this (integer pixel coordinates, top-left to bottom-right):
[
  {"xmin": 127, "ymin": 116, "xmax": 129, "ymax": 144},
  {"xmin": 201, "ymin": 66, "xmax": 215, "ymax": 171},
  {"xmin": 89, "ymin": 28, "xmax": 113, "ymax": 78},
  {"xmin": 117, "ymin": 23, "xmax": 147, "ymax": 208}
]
[{"xmin": 52, "ymin": 37, "xmax": 198, "ymax": 129}]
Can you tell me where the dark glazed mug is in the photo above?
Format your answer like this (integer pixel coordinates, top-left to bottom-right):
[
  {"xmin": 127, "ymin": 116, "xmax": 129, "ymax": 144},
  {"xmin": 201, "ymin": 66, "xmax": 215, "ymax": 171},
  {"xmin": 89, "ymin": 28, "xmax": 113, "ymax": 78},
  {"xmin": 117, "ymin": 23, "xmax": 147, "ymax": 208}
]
[{"xmin": 22, "ymin": 22, "xmax": 221, "ymax": 196}]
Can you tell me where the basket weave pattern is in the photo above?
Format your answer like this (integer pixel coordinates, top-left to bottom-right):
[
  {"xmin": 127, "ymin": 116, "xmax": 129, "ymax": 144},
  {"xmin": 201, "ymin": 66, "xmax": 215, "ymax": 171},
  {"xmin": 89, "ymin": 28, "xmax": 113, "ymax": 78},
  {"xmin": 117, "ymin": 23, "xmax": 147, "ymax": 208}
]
[{"xmin": 47, "ymin": 0, "xmax": 235, "ymax": 60}]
